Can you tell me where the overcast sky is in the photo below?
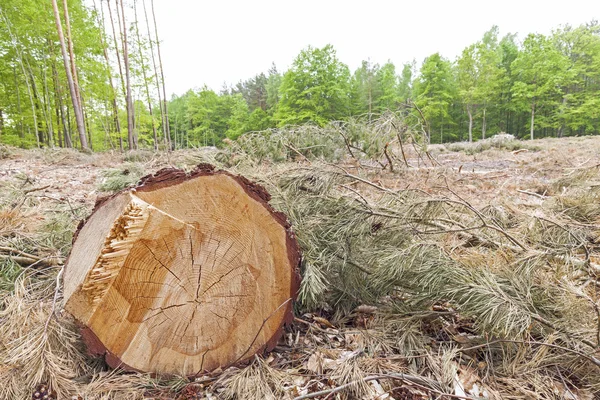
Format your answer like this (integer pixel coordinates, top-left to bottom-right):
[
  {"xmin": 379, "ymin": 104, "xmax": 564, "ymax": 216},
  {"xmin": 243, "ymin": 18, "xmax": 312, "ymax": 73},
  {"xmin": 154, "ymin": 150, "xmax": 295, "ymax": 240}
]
[{"xmin": 150, "ymin": 0, "xmax": 598, "ymax": 97}]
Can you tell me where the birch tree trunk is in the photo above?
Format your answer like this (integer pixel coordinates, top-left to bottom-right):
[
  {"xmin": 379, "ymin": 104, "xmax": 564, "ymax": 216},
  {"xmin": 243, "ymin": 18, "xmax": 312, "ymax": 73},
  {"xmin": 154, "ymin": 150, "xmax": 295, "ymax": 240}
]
[{"xmin": 51, "ymin": 0, "xmax": 89, "ymax": 151}]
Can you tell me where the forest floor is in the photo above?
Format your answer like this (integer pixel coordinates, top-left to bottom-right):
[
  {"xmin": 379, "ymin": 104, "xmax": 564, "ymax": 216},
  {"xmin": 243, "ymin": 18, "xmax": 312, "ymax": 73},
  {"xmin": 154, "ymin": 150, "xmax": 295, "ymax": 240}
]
[
  {"xmin": 1, "ymin": 135, "xmax": 598, "ymax": 215},
  {"xmin": 1, "ymin": 135, "xmax": 600, "ymax": 399}
]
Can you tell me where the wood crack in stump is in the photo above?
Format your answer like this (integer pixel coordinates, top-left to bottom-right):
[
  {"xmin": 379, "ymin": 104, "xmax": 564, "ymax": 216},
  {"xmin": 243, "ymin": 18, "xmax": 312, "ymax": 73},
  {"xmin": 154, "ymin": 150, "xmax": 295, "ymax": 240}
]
[
  {"xmin": 81, "ymin": 196, "xmax": 150, "ymax": 304},
  {"xmin": 64, "ymin": 165, "xmax": 301, "ymax": 376}
]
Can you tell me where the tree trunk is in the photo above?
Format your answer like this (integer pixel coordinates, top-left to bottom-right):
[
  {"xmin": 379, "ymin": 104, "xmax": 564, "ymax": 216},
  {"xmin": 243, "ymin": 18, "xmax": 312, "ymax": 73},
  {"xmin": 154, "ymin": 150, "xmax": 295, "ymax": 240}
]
[
  {"xmin": 62, "ymin": 0, "xmax": 83, "ymax": 117},
  {"xmin": 51, "ymin": 0, "xmax": 88, "ymax": 151},
  {"xmin": 530, "ymin": 102, "xmax": 535, "ymax": 140},
  {"xmin": 84, "ymin": 105, "xmax": 93, "ymax": 151},
  {"xmin": 63, "ymin": 165, "xmax": 300, "ymax": 376},
  {"xmin": 151, "ymin": 0, "xmax": 171, "ymax": 150},
  {"xmin": 558, "ymin": 96, "xmax": 567, "ymax": 138},
  {"xmin": 51, "ymin": 59, "xmax": 72, "ymax": 148},
  {"xmin": 24, "ymin": 61, "xmax": 46, "ymax": 146},
  {"xmin": 133, "ymin": 0, "xmax": 158, "ymax": 151},
  {"xmin": 106, "ymin": 0, "xmax": 126, "ymax": 98},
  {"xmin": 54, "ymin": 98, "xmax": 63, "ymax": 148},
  {"xmin": 106, "ymin": 0, "xmax": 126, "ymax": 152},
  {"xmin": 93, "ymin": 0, "xmax": 122, "ymax": 152},
  {"xmin": 481, "ymin": 107, "xmax": 486, "ymax": 140},
  {"xmin": 42, "ymin": 64, "xmax": 55, "ymax": 147},
  {"xmin": 467, "ymin": 105, "xmax": 473, "ymax": 143},
  {"xmin": 116, "ymin": 0, "xmax": 137, "ymax": 150},
  {"xmin": 142, "ymin": 0, "xmax": 165, "ymax": 148},
  {"xmin": 13, "ymin": 65, "xmax": 24, "ymax": 139}
]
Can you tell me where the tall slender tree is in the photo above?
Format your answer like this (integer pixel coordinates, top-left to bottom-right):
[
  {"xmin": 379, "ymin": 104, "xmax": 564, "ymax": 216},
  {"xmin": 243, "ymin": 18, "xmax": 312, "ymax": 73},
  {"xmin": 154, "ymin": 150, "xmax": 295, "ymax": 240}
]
[
  {"xmin": 61, "ymin": 0, "xmax": 82, "ymax": 117},
  {"xmin": 151, "ymin": 0, "xmax": 171, "ymax": 149},
  {"xmin": 51, "ymin": 0, "xmax": 88, "ymax": 150},
  {"xmin": 142, "ymin": 0, "xmax": 166, "ymax": 147},
  {"xmin": 94, "ymin": 0, "xmax": 122, "ymax": 151},
  {"xmin": 133, "ymin": 0, "xmax": 158, "ymax": 150},
  {"xmin": 116, "ymin": 0, "xmax": 136, "ymax": 149}
]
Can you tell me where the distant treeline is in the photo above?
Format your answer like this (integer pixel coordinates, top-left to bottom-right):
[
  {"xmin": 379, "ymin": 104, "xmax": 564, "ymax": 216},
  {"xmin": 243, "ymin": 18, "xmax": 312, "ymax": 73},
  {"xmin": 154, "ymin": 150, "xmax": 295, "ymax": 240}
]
[{"xmin": 1, "ymin": 0, "xmax": 599, "ymax": 150}]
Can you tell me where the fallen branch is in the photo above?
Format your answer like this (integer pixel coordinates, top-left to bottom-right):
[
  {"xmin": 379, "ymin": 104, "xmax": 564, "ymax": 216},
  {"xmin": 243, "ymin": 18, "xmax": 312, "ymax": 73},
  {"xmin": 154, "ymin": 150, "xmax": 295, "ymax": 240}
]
[
  {"xmin": 383, "ymin": 142, "xmax": 394, "ymax": 172},
  {"xmin": 517, "ymin": 189, "xmax": 548, "ymax": 199},
  {"xmin": 23, "ymin": 184, "xmax": 51, "ymax": 195},
  {"xmin": 0, "ymin": 246, "xmax": 40, "ymax": 260},
  {"xmin": 292, "ymin": 373, "xmax": 476, "ymax": 400},
  {"xmin": 0, "ymin": 253, "xmax": 62, "ymax": 268},
  {"xmin": 458, "ymin": 339, "xmax": 600, "ymax": 368}
]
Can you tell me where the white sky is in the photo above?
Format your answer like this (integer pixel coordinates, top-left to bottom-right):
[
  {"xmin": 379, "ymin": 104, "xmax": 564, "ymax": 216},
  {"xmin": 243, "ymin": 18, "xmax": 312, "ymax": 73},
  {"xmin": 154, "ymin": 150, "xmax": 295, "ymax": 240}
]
[{"xmin": 151, "ymin": 0, "xmax": 599, "ymax": 97}]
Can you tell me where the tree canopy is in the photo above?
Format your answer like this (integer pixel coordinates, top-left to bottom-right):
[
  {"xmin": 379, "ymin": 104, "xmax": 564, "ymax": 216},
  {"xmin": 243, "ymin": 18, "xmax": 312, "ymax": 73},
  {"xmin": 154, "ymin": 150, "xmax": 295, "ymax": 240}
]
[{"xmin": 1, "ymin": 2, "xmax": 600, "ymax": 150}]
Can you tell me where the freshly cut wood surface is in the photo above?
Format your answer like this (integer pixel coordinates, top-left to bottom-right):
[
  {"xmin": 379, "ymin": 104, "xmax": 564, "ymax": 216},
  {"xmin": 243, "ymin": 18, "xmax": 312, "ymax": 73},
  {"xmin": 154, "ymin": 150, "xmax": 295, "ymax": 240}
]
[{"xmin": 64, "ymin": 164, "xmax": 300, "ymax": 376}]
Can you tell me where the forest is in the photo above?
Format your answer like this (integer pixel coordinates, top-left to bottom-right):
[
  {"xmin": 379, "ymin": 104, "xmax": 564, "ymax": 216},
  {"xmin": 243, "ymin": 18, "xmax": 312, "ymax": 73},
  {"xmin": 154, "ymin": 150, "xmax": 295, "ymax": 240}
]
[
  {"xmin": 2, "ymin": 1, "xmax": 600, "ymax": 399},
  {"xmin": 1, "ymin": 0, "xmax": 599, "ymax": 152}
]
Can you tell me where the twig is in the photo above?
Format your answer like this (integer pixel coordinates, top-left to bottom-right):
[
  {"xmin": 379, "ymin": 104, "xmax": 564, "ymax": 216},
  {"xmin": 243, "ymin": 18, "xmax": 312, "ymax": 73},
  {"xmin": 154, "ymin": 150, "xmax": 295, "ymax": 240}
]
[
  {"xmin": 383, "ymin": 143, "xmax": 394, "ymax": 173},
  {"xmin": 0, "ymin": 246, "xmax": 40, "ymax": 260},
  {"xmin": 44, "ymin": 267, "xmax": 64, "ymax": 336},
  {"xmin": 407, "ymin": 99, "xmax": 430, "ymax": 145},
  {"xmin": 328, "ymin": 165, "xmax": 397, "ymax": 195},
  {"xmin": 294, "ymin": 317, "xmax": 337, "ymax": 334},
  {"xmin": 283, "ymin": 142, "xmax": 312, "ymax": 164},
  {"xmin": 23, "ymin": 184, "xmax": 51, "ymax": 194},
  {"xmin": 0, "ymin": 254, "xmax": 39, "ymax": 266},
  {"xmin": 335, "ymin": 126, "xmax": 356, "ymax": 159},
  {"xmin": 391, "ymin": 121, "xmax": 410, "ymax": 168},
  {"xmin": 517, "ymin": 189, "xmax": 547, "ymax": 199}
]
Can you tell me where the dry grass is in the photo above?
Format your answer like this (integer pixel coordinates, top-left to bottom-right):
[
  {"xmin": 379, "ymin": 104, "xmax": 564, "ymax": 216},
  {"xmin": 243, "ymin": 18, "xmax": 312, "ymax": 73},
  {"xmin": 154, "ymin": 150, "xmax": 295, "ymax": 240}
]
[{"xmin": 0, "ymin": 131, "xmax": 599, "ymax": 399}]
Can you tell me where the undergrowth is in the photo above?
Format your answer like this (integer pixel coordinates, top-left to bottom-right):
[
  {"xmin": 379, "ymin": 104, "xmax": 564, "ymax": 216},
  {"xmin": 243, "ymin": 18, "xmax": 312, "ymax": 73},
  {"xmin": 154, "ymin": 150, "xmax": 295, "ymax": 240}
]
[
  {"xmin": 1, "ymin": 121, "xmax": 599, "ymax": 398},
  {"xmin": 97, "ymin": 163, "xmax": 146, "ymax": 192},
  {"xmin": 445, "ymin": 134, "xmax": 541, "ymax": 155}
]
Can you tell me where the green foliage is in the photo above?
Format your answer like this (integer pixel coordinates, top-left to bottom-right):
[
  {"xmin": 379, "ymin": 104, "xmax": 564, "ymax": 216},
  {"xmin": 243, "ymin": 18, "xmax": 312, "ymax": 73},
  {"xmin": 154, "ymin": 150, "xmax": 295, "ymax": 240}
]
[
  {"xmin": 414, "ymin": 53, "xmax": 456, "ymax": 141},
  {"xmin": 0, "ymin": 0, "xmax": 110, "ymax": 149},
  {"xmin": 511, "ymin": 33, "xmax": 573, "ymax": 138},
  {"xmin": 0, "ymin": 258, "xmax": 21, "ymax": 291},
  {"xmin": 2, "ymin": 3, "xmax": 600, "ymax": 152},
  {"xmin": 275, "ymin": 45, "xmax": 351, "ymax": 126}
]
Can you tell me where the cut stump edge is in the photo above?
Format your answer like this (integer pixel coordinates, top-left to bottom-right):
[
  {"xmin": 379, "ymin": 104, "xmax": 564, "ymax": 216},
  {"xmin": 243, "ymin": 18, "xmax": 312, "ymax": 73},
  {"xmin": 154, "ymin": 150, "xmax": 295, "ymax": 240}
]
[{"xmin": 66, "ymin": 163, "xmax": 301, "ymax": 377}]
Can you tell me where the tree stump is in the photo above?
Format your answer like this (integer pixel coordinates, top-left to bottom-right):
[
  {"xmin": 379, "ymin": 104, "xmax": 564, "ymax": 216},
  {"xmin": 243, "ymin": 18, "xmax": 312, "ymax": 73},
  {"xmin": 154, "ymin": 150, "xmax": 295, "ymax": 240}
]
[{"xmin": 63, "ymin": 164, "xmax": 300, "ymax": 376}]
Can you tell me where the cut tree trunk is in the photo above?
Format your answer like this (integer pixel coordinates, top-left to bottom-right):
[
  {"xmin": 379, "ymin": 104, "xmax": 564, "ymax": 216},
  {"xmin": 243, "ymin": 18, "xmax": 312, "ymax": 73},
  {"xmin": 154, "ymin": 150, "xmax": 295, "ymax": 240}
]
[{"xmin": 63, "ymin": 164, "xmax": 301, "ymax": 376}]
